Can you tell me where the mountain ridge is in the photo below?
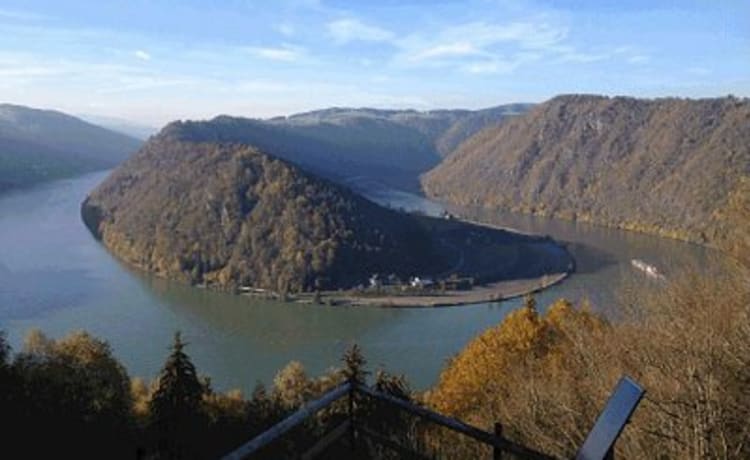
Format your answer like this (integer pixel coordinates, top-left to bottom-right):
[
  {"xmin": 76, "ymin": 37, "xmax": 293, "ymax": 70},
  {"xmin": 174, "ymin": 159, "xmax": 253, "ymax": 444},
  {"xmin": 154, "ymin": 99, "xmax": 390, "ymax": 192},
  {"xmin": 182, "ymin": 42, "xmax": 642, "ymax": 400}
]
[
  {"xmin": 422, "ymin": 94, "xmax": 750, "ymax": 245},
  {"xmin": 0, "ymin": 103, "xmax": 142, "ymax": 191},
  {"xmin": 158, "ymin": 103, "xmax": 531, "ymax": 191}
]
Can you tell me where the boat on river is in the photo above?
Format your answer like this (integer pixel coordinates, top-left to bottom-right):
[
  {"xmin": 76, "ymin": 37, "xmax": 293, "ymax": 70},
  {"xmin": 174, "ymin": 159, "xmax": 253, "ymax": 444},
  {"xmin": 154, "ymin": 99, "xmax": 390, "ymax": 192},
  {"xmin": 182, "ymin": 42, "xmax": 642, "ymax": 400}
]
[{"xmin": 631, "ymin": 259, "xmax": 666, "ymax": 280}]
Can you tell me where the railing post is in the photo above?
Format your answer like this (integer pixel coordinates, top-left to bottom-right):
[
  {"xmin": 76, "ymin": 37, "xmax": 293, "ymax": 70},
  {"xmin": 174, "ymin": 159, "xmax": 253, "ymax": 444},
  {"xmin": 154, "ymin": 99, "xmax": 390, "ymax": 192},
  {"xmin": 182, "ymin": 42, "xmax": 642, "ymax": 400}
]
[
  {"xmin": 348, "ymin": 378, "xmax": 356, "ymax": 455},
  {"xmin": 493, "ymin": 422, "xmax": 503, "ymax": 460}
]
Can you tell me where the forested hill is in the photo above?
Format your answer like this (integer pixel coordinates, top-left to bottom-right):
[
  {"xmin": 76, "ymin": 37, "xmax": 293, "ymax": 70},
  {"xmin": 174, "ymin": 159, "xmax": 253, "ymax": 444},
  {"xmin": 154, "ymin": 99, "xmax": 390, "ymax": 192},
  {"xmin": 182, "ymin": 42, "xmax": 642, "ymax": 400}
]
[
  {"xmin": 423, "ymin": 95, "xmax": 750, "ymax": 244},
  {"xmin": 81, "ymin": 137, "xmax": 445, "ymax": 293},
  {"xmin": 0, "ymin": 104, "xmax": 142, "ymax": 191},
  {"xmin": 159, "ymin": 103, "xmax": 530, "ymax": 191},
  {"xmin": 277, "ymin": 104, "xmax": 532, "ymax": 157}
]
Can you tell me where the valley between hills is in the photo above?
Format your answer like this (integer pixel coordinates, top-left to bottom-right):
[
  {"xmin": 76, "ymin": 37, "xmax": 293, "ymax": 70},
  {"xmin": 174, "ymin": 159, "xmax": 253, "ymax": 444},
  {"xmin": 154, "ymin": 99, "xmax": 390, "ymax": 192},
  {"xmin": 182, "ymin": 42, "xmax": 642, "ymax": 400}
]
[
  {"xmin": 73, "ymin": 94, "xmax": 749, "ymax": 308},
  {"xmin": 3, "ymin": 95, "xmax": 749, "ymax": 459},
  {"xmin": 4, "ymin": 3, "xmax": 750, "ymax": 458},
  {"xmin": 80, "ymin": 137, "xmax": 573, "ymax": 307}
]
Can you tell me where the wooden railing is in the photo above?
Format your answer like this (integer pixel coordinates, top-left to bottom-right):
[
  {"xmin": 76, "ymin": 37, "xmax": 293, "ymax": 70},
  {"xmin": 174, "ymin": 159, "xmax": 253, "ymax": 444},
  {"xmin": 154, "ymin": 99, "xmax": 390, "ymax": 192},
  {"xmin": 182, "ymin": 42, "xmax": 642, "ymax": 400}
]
[
  {"xmin": 356, "ymin": 384, "xmax": 555, "ymax": 460},
  {"xmin": 221, "ymin": 380, "xmax": 555, "ymax": 460},
  {"xmin": 222, "ymin": 382, "xmax": 352, "ymax": 460}
]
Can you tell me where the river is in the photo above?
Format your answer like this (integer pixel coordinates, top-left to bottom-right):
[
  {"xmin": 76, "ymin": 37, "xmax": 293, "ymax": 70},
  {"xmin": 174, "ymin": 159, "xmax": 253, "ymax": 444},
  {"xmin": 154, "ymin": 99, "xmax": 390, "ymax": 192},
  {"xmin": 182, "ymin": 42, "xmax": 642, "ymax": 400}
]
[{"xmin": 0, "ymin": 171, "xmax": 717, "ymax": 392}]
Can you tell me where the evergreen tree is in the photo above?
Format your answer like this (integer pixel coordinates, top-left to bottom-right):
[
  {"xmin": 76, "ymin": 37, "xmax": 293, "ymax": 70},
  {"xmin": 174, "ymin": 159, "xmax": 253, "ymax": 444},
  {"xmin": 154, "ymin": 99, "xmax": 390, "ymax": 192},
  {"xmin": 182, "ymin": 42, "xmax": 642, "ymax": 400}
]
[
  {"xmin": 0, "ymin": 331, "xmax": 9, "ymax": 369},
  {"xmin": 149, "ymin": 331, "xmax": 209, "ymax": 458},
  {"xmin": 0, "ymin": 332, "xmax": 11, "ymax": 402},
  {"xmin": 341, "ymin": 343, "xmax": 369, "ymax": 385},
  {"xmin": 0, "ymin": 332, "xmax": 14, "ymax": 440}
]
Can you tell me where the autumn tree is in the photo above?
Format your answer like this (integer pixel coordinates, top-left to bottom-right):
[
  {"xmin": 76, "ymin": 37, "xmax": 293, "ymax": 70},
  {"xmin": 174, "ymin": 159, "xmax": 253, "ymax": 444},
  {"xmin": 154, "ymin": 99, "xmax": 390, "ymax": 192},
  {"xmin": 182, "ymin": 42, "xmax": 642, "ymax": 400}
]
[
  {"xmin": 11, "ymin": 330, "xmax": 136, "ymax": 458},
  {"xmin": 273, "ymin": 361, "xmax": 313, "ymax": 409}
]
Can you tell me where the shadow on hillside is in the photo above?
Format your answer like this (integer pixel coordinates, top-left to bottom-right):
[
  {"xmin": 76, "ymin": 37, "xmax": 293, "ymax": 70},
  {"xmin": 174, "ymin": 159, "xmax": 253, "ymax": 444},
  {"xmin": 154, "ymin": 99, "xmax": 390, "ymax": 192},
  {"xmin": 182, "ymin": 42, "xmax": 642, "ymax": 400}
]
[{"xmin": 560, "ymin": 241, "xmax": 618, "ymax": 275}]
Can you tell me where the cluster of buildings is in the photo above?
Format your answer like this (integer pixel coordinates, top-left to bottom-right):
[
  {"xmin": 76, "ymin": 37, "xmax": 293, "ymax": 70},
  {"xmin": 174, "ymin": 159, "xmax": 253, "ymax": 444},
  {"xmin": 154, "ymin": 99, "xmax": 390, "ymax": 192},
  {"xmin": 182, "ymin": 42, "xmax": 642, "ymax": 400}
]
[{"xmin": 368, "ymin": 273, "xmax": 436, "ymax": 290}]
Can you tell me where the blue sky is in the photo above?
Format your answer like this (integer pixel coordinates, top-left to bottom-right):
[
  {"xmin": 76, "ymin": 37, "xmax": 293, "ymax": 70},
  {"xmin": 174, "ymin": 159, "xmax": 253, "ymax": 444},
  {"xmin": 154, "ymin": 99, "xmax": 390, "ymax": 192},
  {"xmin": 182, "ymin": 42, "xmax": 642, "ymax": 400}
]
[{"xmin": 0, "ymin": 0, "xmax": 747, "ymax": 126}]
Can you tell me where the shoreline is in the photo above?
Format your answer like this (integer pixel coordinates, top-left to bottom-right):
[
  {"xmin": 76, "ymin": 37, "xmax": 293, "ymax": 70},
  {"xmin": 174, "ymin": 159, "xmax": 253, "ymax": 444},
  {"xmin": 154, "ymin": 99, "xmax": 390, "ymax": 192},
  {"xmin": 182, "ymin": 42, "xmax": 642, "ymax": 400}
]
[
  {"xmin": 299, "ymin": 271, "xmax": 571, "ymax": 308},
  {"xmin": 85, "ymin": 194, "xmax": 576, "ymax": 308}
]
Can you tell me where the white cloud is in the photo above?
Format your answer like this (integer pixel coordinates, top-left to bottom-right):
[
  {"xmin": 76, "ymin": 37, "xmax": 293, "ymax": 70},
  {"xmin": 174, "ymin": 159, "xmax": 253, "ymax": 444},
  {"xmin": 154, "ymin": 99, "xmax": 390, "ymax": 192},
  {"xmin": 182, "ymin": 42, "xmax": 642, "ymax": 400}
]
[
  {"xmin": 627, "ymin": 55, "xmax": 650, "ymax": 65},
  {"xmin": 559, "ymin": 51, "xmax": 609, "ymax": 63},
  {"xmin": 548, "ymin": 44, "xmax": 649, "ymax": 66},
  {"xmin": 410, "ymin": 42, "xmax": 485, "ymax": 61},
  {"xmin": 0, "ymin": 54, "xmax": 67, "ymax": 78},
  {"xmin": 395, "ymin": 19, "xmax": 568, "ymax": 72},
  {"xmin": 438, "ymin": 21, "xmax": 568, "ymax": 51},
  {"xmin": 464, "ymin": 60, "xmax": 511, "ymax": 74},
  {"xmin": 134, "ymin": 50, "xmax": 151, "ymax": 61},
  {"xmin": 277, "ymin": 23, "xmax": 295, "ymax": 37},
  {"xmin": 327, "ymin": 18, "xmax": 394, "ymax": 44},
  {"xmin": 0, "ymin": 52, "xmax": 138, "ymax": 81},
  {"xmin": 613, "ymin": 45, "xmax": 634, "ymax": 54},
  {"xmin": 245, "ymin": 44, "xmax": 304, "ymax": 62},
  {"xmin": 611, "ymin": 46, "xmax": 651, "ymax": 65},
  {"xmin": 0, "ymin": 51, "xmax": 195, "ymax": 98},
  {"xmin": 235, "ymin": 80, "xmax": 294, "ymax": 93},
  {"xmin": 0, "ymin": 8, "xmax": 49, "ymax": 21},
  {"xmin": 464, "ymin": 52, "xmax": 541, "ymax": 75},
  {"xmin": 0, "ymin": 66, "xmax": 62, "ymax": 78}
]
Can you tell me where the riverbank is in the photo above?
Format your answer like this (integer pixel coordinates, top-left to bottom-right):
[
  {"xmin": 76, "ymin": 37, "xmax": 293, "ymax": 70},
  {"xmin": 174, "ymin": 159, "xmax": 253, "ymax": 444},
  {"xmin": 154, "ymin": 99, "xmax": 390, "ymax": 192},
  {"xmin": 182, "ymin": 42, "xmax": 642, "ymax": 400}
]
[
  {"xmin": 1, "ymin": 169, "xmax": 716, "ymax": 393},
  {"xmin": 264, "ymin": 217, "xmax": 575, "ymax": 308},
  {"xmin": 89, "ymin": 196, "xmax": 576, "ymax": 308},
  {"xmin": 303, "ymin": 271, "xmax": 570, "ymax": 308}
]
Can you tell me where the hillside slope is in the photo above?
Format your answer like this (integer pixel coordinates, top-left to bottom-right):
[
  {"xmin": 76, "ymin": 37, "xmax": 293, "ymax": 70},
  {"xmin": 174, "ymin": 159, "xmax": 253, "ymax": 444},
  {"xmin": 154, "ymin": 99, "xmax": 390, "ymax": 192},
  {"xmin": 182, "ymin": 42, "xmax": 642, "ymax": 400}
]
[
  {"xmin": 278, "ymin": 104, "xmax": 532, "ymax": 158},
  {"xmin": 0, "ymin": 104, "xmax": 141, "ymax": 190},
  {"xmin": 423, "ymin": 95, "xmax": 750, "ymax": 244},
  {"xmin": 163, "ymin": 104, "xmax": 529, "ymax": 192},
  {"xmin": 81, "ymin": 137, "xmax": 445, "ymax": 292}
]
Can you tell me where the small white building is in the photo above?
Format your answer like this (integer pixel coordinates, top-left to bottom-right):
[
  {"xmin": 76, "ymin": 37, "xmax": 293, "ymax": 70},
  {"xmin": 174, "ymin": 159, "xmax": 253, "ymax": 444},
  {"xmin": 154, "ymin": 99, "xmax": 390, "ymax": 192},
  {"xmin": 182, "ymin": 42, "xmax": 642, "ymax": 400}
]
[{"xmin": 410, "ymin": 276, "xmax": 434, "ymax": 288}]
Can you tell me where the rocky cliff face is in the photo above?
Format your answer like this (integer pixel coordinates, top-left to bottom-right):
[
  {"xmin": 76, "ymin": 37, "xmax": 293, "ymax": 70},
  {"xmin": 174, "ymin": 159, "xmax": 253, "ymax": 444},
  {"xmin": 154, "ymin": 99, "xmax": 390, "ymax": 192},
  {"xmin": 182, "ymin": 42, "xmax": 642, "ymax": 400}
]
[{"xmin": 423, "ymin": 95, "xmax": 750, "ymax": 244}]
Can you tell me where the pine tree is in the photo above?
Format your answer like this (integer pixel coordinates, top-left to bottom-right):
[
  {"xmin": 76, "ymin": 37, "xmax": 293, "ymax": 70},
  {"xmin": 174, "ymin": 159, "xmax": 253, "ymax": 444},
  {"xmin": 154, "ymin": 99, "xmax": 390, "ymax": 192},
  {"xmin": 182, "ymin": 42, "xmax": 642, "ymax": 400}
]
[
  {"xmin": 0, "ymin": 332, "xmax": 14, "ymax": 440},
  {"xmin": 149, "ymin": 331, "xmax": 209, "ymax": 458},
  {"xmin": 341, "ymin": 343, "xmax": 369, "ymax": 385}
]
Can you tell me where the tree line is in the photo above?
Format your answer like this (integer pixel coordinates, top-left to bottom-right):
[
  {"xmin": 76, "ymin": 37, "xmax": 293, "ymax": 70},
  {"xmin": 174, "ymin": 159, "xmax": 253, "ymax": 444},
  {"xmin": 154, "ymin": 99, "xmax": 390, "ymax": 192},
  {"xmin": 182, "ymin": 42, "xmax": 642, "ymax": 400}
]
[
  {"xmin": 3, "ymin": 232, "xmax": 749, "ymax": 459},
  {"xmin": 0, "ymin": 328, "xmax": 414, "ymax": 459}
]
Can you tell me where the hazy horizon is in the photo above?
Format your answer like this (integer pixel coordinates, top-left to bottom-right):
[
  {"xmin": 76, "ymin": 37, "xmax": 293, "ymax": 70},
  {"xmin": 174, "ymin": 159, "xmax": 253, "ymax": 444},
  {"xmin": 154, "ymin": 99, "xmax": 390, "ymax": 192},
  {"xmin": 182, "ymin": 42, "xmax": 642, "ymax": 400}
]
[{"xmin": 1, "ymin": 0, "xmax": 748, "ymax": 126}]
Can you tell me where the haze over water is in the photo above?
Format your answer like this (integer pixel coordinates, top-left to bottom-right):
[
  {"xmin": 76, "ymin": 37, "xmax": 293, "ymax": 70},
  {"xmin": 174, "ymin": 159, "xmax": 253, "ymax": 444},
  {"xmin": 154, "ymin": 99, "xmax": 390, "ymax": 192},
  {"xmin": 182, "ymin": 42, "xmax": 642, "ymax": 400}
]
[{"xmin": 0, "ymin": 170, "xmax": 716, "ymax": 393}]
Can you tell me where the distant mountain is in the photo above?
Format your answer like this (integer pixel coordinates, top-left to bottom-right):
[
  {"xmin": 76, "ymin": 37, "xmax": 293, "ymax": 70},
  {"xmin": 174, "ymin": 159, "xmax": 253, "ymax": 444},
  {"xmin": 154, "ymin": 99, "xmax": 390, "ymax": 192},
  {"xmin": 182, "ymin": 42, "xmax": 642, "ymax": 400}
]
[
  {"xmin": 0, "ymin": 104, "xmax": 142, "ymax": 191},
  {"xmin": 423, "ymin": 95, "xmax": 750, "ymax": 244},
  {"xmin": 82, "ymin": 137, "xmax": 444, "ymax": 292},
  {"xmin": 162, "ymin": 104, "xmax": 530, "ymax": 192},
  {"xmin": 78, "ymin": 114, "xmax": 159, "ymax": 140},
  {"xmin": 277, "ymin": 104, "xmax": 532, "ymax": 157}
]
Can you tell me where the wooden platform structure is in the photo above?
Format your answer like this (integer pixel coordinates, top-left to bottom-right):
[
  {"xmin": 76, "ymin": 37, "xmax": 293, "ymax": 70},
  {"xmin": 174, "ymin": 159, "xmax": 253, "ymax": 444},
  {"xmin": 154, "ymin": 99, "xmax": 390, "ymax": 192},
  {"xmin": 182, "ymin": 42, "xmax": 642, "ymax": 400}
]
[{"xmin": 222, "ymin": 376, "xmax": 643, "ymax": 460}]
